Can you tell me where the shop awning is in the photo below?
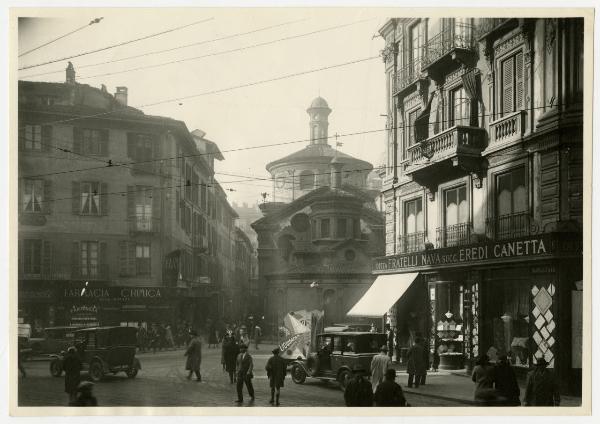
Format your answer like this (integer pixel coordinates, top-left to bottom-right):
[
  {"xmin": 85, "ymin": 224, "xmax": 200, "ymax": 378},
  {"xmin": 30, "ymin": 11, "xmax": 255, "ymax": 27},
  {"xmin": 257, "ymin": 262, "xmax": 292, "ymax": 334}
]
[{"xmin": 347, "ymin": 272, "xmax": 420, "ymax": 317}]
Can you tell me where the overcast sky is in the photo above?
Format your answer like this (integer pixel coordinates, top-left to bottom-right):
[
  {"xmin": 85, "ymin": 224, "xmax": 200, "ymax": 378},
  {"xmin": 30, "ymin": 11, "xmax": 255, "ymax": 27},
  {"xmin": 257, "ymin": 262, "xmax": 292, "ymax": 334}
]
[{"xmin": 17, "ymin": 9, "xmax": 389, "ymax": 206}]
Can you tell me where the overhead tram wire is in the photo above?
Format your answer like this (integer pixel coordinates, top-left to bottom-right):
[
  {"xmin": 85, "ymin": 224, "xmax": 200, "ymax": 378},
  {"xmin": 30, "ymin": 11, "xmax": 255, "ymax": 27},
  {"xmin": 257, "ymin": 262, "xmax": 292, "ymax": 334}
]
[
  {"xmin": 20, "ymin": 18, "xmax": 309, "ymax": 79},
  {"xmin": 17, "ymin": 55, "xmax": 381, "ymax": 132},
  {"xmin": 18, "ymin": 18, "xmax": 104, "ymax": 58},
  {"xmin": 19, "ymin": 100, "xmax": 582, "ymax": 180},
  {"xmin": 74, "ymin": 19, "xmax": 376, "ymax": 81},
  {"xmin": 17, "ymin": 17, "xmax": 214, "ymax": 71}
]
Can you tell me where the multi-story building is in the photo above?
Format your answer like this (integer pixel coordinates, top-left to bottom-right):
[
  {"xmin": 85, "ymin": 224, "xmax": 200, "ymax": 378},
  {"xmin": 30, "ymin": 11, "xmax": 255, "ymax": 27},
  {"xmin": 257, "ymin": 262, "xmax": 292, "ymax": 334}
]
[
  {"xmin": 367, "ymin": 18, "xmax": 583, "ymax": 393},
  {"xmin": 252, "ymin": 97, "xmax": 385, "ymax": 335},
  {"xmin": 18, "ymin": 64, "xmax": 246, "ymax": 333}
]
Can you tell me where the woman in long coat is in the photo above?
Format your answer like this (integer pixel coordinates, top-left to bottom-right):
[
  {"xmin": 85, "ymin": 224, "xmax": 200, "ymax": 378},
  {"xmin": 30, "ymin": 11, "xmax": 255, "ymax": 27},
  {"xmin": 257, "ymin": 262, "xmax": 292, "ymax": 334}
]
[
  {"xmin": 185, "ymin": 330, "xmax": 202, "ymax": 381},
  {"xmin": 222, "ymin": 333, "xmax": 238, "ymax": 384},
  {"xmin": 63, "ymin": 347, "xmax": 82, "ymax": 403},
  {"xmin": 406, "ymin": 337, "xmax": 427, "ymax": 388}
]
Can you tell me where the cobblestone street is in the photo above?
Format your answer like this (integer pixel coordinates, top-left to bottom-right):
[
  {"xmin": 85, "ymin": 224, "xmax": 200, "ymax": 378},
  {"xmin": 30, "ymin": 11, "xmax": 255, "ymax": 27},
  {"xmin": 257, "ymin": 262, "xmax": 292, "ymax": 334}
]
[{"xmin": 18, "ymin": 345, "xmax": 462, "ymax": 408}]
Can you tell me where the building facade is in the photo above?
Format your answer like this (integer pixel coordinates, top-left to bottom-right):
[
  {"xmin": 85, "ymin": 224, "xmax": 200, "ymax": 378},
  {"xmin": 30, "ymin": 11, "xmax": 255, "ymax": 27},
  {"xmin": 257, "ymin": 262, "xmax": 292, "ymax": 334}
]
[
  {"xmin": 18, "ymin": 64, "xmax": 249, "ymax": 334},
  {"xmin": 252, "ymin": 98, "xmax": 385, "ymax": 336},
  {"xmin": 377, "ymin": 18, "xmax": 583, "ymax": 393}
]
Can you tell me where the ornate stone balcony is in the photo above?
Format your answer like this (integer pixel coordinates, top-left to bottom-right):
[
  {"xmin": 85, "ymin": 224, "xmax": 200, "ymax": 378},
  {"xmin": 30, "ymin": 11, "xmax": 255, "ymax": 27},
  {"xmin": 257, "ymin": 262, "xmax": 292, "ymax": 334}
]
[
  {"xmin": 484, "ymin": 111, "xmax": 526, "ymax": 155},
  {"xmin": 405, "ymin": 125, "xmax": 487, "ymax": 183}
]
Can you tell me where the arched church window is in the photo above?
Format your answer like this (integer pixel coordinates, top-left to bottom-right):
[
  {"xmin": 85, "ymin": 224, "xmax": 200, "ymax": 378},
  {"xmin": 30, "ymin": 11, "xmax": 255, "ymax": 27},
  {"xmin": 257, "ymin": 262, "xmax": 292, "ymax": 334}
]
[{"xmin": 299, "ymin": 170, "xmax": 315, "ymax": 190}]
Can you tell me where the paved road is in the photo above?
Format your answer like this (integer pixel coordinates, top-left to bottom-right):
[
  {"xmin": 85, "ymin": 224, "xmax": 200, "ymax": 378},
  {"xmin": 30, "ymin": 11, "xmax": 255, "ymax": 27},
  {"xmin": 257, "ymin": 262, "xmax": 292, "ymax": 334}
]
[{"xmin": 18, "ymin": 346, "xmax": 462, "ymax": 407}]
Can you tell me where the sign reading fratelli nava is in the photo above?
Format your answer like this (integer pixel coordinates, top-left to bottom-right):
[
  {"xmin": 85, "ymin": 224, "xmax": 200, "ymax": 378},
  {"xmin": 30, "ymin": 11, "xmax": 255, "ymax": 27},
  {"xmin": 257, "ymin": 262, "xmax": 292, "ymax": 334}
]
[{"xmin": 373, "ymin": 233, "xmax": 582, "ymax": 274}]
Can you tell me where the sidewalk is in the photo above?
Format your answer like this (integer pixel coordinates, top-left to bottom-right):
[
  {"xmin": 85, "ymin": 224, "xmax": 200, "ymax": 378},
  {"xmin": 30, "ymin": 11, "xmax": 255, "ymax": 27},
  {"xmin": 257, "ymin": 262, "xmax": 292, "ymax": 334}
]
[{"xmin": 389, "ymin": 365, "xmax": 582, "ymax": 406}]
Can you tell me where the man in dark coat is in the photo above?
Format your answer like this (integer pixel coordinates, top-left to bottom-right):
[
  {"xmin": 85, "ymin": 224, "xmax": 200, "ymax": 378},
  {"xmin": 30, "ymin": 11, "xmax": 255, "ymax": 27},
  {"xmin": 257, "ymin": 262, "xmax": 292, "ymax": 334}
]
[
  {"xmin": 69, "ymin": 381, "xmax": 98, "ymax": 406},
  {"xmin": 344, "ymin": 365, "xmax": 373, "ymax": 407},
  {"xmin": 494, "ymin": 354, "xmax": 521, "ymax": 406},
  {"xmin": 63, "ymin": 346, "xmax": 82, "ymax": 403},
  {"xmin": 523, "ymin": 357, "xmax": 560, "ymax": 406},
  {"xmin": 265, "ymin": 347, "xmax": 287, "ymax": 406},
  {"xmin": 184, "ymin": 330, "xmax": 202, "ymax": 381},
  {"xmin": 374, "ymin": 368, "xmax": 409, "ymax": 406},
  {"xmin": 235, "ymin": 344, "xmax": 255, "ymax": 403},
  {"xmin": 406, "ymin": 337, "xmax": 426, "ymax": 388},
  {"xmin": 222, "ymin": 333, "xmax": 238, "ymax": 384}
]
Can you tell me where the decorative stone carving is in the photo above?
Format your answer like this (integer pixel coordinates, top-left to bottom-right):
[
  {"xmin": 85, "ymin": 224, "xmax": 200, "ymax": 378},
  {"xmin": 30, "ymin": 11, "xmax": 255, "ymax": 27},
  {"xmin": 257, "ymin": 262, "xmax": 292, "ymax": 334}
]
[
  {"xmin": 545, "ymin": 19, "xmax": 557, "ymax": 54},
  {"xmin": 381, "ymin": 43, "xmax": 398, "ymax": 65},
  {"xmin": 495, "ymin": 31, "xmax": 525, "ymax": 57}
]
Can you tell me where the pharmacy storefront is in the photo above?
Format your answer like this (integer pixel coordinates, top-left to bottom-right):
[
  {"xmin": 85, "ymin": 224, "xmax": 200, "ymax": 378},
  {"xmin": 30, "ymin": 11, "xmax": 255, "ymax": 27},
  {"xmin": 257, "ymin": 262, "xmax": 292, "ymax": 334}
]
[{"xmin": 368, "ymin": 231, "xmax": 582, "ymax": 394}]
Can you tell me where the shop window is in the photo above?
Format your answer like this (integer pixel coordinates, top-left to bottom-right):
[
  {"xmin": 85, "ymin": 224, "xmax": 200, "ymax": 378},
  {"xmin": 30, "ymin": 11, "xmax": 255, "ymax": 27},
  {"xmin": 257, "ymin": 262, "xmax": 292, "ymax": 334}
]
[
  {"xmin": 402, "ymin": 197, "xmax": 424, "ymax": 252},
  {"xmin": 80, "ymin": 241, "xmax": 99, "ymax": 278},
  {"xmin": 336, "ymin": 218, "xmax": 347, "ymax": 238},
  {"xmin": 299, "ymin": 171, "xmax": 315, "ymax": 190},
  {"xmin": 491, "ymin": 166, "xmax": 528, "ymax": 239},
  {"xmin": 136, "ymin": 243, "xmax": 151, "ymax": 276},
  {"xmin": 449, "ymin": 86, "xmax": 470, "ymax": 127},
  {"xmin": 500, "ymin": 51, "xmax": 524, "ymax": 116},
  {"xmin": 23, "ymin": 179, "xmax": 44, "ymax": 213},
  {"xmin": 23, "ymin": 239, "xmax": 42, "ymax": 274}
]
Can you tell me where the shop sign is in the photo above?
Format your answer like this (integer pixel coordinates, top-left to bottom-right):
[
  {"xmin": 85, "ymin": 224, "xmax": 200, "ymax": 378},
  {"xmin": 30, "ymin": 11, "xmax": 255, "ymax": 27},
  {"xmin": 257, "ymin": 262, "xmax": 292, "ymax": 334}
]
[
  {"xmin": 63, "ymin": 286, "xmax": 166, "ymax": 301},
  {"xmin": 373, "ymin": 233, "xmax": 579, "ymax": 273}
]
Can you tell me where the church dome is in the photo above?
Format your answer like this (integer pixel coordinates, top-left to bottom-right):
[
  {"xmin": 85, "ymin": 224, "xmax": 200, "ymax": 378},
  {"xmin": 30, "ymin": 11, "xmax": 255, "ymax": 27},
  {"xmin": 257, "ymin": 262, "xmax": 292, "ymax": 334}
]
[{"xmin": 309, "ymin": 96, "xmax": 330, "ymax": 109}]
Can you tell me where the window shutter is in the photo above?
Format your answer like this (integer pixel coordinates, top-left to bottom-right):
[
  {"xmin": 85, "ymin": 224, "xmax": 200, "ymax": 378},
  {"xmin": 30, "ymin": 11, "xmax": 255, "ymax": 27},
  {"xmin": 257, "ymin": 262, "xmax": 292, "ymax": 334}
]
[
  {"xmin": 100, "ymin": 129, "xmax": 109, "ymax": 156},
  {"xmin": 119, "ymin": 241, "xmax": 128, "ymax": 276},
  {"xmin": 502, "ymin": 56, "xmax": 514, "ymax": 115},
  {"xmin": 127, "ymin": 242, "xmax": 136, "ymax": 276},
  {"xmin": 152, "ymin": 187, "xmax": 161, "ymax": 218},
  {"xmin": 41, "ymin": 125, "xmax": 52, "ymax": 152},
  {"xmin": 71, "ymin": 241, "xmax": 80, "ymax": 279},
  {"xmin": 42, "ymin": 241, "xmax": 52, "ymax": 276},
  {"xmin": 99, "ymin": 242, "xmax": 108, "ymax": 279},
  {"xmin": 127, "ymin": 133, "xmax": 135, "ymax": 159},
  {"xmin": 43, "ymin": 180, "xmax": 53, "ymax": 214},
  {"xmin": 72, "ymin": 181, "xmax": 80, "ymax": 215},
  {"xmin": 100, "ymin": 183, "xmax": 108, "ymax": 215},
  {"xmin": 72, "ymin": 127, "xmax": 82, "ymax": 154},
  {"xmin": 127, "ymin": 185, "xmax": 135, "ymax": 219},
  {"xmin": 515, "ymin": 52, "xmax": 524, "ymax": 111},
  {"xmin": 18, "ymin": 125, "xmax": 25, "ymax": 151}
]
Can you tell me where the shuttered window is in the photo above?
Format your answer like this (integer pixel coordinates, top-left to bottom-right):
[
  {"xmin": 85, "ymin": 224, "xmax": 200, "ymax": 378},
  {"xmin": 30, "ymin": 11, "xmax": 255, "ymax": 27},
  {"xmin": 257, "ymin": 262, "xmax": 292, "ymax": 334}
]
[
  {"xmin": 73, "ymin": 128, "xmax": 109, "ymax": 156},
  {"xmin": 500, "ymin": 51, "xmax": 524, "ymax": 116}
]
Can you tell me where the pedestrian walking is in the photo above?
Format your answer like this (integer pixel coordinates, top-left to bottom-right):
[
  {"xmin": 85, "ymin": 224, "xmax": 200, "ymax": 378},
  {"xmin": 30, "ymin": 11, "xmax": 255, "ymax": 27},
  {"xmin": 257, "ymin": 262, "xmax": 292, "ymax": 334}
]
[
  {"xmin": 222, "ymin": 332, "xmax": 238, "ymax": 384},
  {"xmin": 386, "ymin": 326, "xmax": 395, "ymax": 362},
  {"xmin": 235, "ymin": 344, "xmax": 255, "ymax": 403},
  {"xmin": 406, "ymin": 337, "xmax": 427, "ymax": 388},
  {"xmin": 253, "ymin": 324, "xmax": 262, "ymax": 350},
  {"xmin": 165, "ymin": 325, "xmax": 175, "ymax": 350},
  {"xmin": 374, "ymin": 369, "xmax": 409, "ymax": 406},
  {"xmin": 523, "ymin": 357, "xmax": 561, "ymax": 406},
  {"xmin": 136, "ymin": 323, "xmax": 147, "ymax": 353},
  {"xmin": 472, "ymin": 354, "xmax": 497, "ymax": 406},
  {"xmin": 370, "ymin": 345, "xmax": 392, "ymax": 392},
  {"xmin": 184, "ymin": 330, "xmax": 202, "ymax": 381},
  {"xmin": 208, "ymin": 323, "xmax": 218, "ymax": 348},
  {"xmin": 63, "ymin": 346, "xmax": 82, "ymax": 403},
  {"xmin": 419, "ymin": 340, "xmax": 429, "ymax": 386},
  {"xmin": 494, "ymin": 354, "xmax": 521, "ymax": 406},
  {"xmin": 265, "ymin": 347, "xmax": 287, "ymax": 406},
  {"xmin": 344, "ymin": 365, "xmax": 373, "ymax": 407},
  {"xmin": 69, "ymin": 381, "xmax": 98, "ymax": 406}
]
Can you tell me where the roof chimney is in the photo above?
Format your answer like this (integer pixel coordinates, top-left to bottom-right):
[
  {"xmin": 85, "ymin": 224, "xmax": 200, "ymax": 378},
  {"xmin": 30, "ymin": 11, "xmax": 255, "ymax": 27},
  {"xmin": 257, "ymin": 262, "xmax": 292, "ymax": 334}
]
[
  {"xmin": 66, "ymin": 61, "xmax": 76, "ymax": 84},
  {"xmin": 114, "ymin": 86, "xmax": 128, "ymax": 106}
]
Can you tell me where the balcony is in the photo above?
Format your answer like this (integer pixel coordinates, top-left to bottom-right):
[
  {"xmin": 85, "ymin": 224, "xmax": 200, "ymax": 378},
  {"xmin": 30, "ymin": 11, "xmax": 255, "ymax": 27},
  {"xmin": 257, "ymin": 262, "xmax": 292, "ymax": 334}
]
[
  {"xmin": 392, "ymin": 59, "xmax": 426, "ymax": 96},
  {"xmin": 128, "ymin": 214, "xmax": 160, "ymax": 234},
  {"xmin": 405, "ymin": 126, "xmax": 487, "ymax": 184},
  {"xmin": 398, "ymin": 231, "xmax": 426, "ymax": 253},
  {"xmin": 422, "ymin": 23, "xmax": 477, "ymax": 78},
  {"xmin": 436, "ymin": 223, "xmax": 473, "ymax": 248},
  {"xmin": 476, "ymin": 18, "xmax": 517, "ymax": 41},
  {"xmin": 484, "ymin": 111, "xmax": 526, "ymax": 155},
  {"xmin": 192, "ymin": 234, "xmax": 208, "ymax": 253},
  {"xmin": 486, "ymin": 212, "xmax": 537, "ymax": 241}
]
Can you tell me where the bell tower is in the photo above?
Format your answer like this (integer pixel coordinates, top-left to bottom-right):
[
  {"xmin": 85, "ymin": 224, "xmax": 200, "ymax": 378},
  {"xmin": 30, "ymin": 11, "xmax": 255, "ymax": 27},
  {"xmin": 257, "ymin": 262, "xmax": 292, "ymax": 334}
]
[{"xmin": 307, "ymin": 97, "xmax": 332, "ymax": 145}]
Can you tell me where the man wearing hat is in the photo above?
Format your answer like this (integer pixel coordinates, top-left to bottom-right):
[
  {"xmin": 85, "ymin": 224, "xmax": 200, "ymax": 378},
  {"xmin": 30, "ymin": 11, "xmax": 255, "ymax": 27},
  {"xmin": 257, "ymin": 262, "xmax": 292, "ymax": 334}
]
[
  {"xmin": 69, "ymin": 381, "xmax": 98, "ymax": 406},
  {"xmin": 265, "ymin": 347, "xmax": 286, "ymax": 405},
  {"xmin": 523, "ymin": 357, "xmax": 561, "ymax": 406},
  {"xmin": 370, "ymin": 345, "xmax": 392, "ymax": 392},
  {"xmin": 184, "ymin": 330, "xmax": 202, "ymax": 381},
  {"xmin": 374, "ymin": 368, "xmax": 408, "ymax": 406},
  {"xmin": 235, "ymin": 344, "xmax": 255, "ymax": 403},
  {"xmin": 344, "ymin": 364, "xmax": 374, "ymax": 406}
]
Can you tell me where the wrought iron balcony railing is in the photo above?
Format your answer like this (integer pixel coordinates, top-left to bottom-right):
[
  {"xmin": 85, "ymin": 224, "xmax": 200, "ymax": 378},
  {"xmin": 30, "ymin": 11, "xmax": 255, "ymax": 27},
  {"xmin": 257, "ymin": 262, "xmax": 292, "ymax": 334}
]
[
  {"xmin": 128, "ymin": 214, "xmax": 160, "ymax": 233},
  {"xmin": 422, "ymin": 23, "xmax": 476, "ymax": 68},
  {"xmin": 20, "ymin": 263, "xmax": 109, "ymax": 281},
  {"xmin": 436, "ymin": 222, "xmax": 473, "ymax": 248},
  {"xmin": 393, "ymin": 59, "xmax": 424, "ymax": 95},
  {"xmin": 485, "ymin": 212, "xmax": 537, "ymax": 240},
  {"xmin": 398, "ymin": 231, "xmax": 426, "ymax": 253},
  {"xmin": 476, "ymin": 18, "xmax": 513, "ymax": 40}
]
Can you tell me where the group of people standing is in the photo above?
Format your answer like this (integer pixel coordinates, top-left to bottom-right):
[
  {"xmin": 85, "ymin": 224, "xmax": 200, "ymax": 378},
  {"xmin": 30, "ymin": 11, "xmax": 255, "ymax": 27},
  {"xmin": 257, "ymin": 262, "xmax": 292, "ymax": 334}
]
[{"xmin": 137, "ymin": 322, "xmax": 190, "ymax": 353}]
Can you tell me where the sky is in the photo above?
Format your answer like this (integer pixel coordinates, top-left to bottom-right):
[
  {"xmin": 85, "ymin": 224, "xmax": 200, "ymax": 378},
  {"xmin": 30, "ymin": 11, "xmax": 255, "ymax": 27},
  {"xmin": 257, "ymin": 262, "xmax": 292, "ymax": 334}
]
[{"xmin": 17, "ymin": 9, "xmax": 389, "ymax": 206}]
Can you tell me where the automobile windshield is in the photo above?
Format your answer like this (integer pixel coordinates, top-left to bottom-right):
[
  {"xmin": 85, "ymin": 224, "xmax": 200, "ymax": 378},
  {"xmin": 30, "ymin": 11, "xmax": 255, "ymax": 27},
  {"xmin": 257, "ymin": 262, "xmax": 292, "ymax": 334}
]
[{"xmin": 354, "ymin": 334, "xmax": 387, "ymax": 353}]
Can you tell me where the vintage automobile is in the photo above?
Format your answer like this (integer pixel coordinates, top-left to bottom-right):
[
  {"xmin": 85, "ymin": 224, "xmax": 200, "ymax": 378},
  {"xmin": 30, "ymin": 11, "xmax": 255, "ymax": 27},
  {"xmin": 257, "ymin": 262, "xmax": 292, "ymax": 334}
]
[
  {"xmin": 289, "ymin": 331, "xmax": 387, "ymax": 391},
  {"xmin": 28, "ymin": 326, "xmax": 78, "ymax": 355},
  {"xmin": 49, "ymin": 326, "xmax": 141, "ymax": 381}
]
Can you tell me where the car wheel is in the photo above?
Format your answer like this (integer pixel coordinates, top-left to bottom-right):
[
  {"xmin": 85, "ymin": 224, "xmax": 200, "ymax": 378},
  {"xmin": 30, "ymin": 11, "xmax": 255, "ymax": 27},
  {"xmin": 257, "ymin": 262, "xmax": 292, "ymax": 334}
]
[
  {"xmin": 291, "ymin": 364, "xmax": 306, "ymax": 384},
  {"xmin": 49, "ymin": 360, "xmax": 63, "ymax": 377},
  {"xmin": 89, "ymin": 361, "xmax": 104, "ymax": 382},
  {"xmin": 338, "ymin": 370, "xmax": 352, "ymax": 392},
  {"xmin": 126, "ymin": 367, "xmax": 138, "ymax": 378}
]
